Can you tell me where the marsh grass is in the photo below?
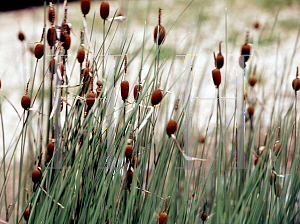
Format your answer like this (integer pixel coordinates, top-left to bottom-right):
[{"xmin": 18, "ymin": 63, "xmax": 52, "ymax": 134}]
[{"xmin": 0, "ymin": 0, "xmax": 300, "ymax": 223}]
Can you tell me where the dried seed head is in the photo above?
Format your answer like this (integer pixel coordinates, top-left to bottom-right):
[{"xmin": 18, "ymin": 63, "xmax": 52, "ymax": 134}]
[
  {"xmin": 48, "ymin": 3, "xmax": 55, "ymax": 24},
  {"xmin": 216, "ymin": 41, "xmax": 224, "ymax": 69},
  {"xmin": 24, "ymin": 204, "xmax": 32, "ymax": 222},
  {"xmin": 77, "ymin": 48, "xmax": 85, "ymax": 63},
  {"xmin": 166, "ymin": 119, "xmax": 177, "ymax": 137},
  {"xmin": 212, "ymin": 68, "xmax": 221, "ymax": 88},
  {"xmin": 32, "ymin": 167, "xmax": 43, "ymax": 184},
  {"xmin": 46, "ymin": 142, "xmax": 54, "ymax": 162},
  {"xmin": 86, "ymin": 91, "xmax": 96, "ymax": 108},
  {"xmin": 239, "ymin": 55, "xmax": 246, "ymax": 69},
  {"xmin": 47, "ymin": 27, "xmax": 57, "ymax": 47},
  {"xmin": 18, "ymin": 31, "xmax": 25, "ymax": 41},
  {"xmin": 200, "ymin": 211, "xmax": 207, "ymax": 221},
  {"xmin": 82, "ymin": 68, "xmax": 90, "ymax": 81},
  {"xmin": 199, "ymin": 135, "xmax": 205, "ymax": 144},
  {"xmin": 292, "ymin": 78, "xmax": 300, "ymax": 91},
  {"xmin": 159, "ymin": 212, "xmax": 168, "ymax": 224},
  {"xmin": 248, "ymin": 105, "xmax": 254, "ymax": 118},
  {"xmin": 273, "ymin": 141, "xmax": 281, "ymax": 156},
  {"xmin": 249, "ymin": 77, "xmax": 257, "ymax": 87},
  {"xmin": 34, "ymin": 44, "xmax": 44, "ymax": 59},
  {"xmin": 63, "ymin": 23, "xmax": 71, "ymax": 35},
  {"xmin": 154, "ymin": 25, "xmax": 166, "ymax": 45},
  {"xmin": 151, "ymin": 89, "xmax": 163, "ymax": 106},
  {"xmin": 97, "ymin": 80, "xmax": 103, "ymax": 87},
  {"xmin": 21, "ymin": 96, "xmax": 31, "ymax": 110},
  {"xmin": 241, "ymin": 44, "xmax": 251, "ymax": 62},
  {"xmin": 120, "ymin": 80, "xmax": 129, "ymax": 101},
  {"xmin": 270, "ymin": 172, "xmax": 276, "ymax": 185},
  {"xmin": 254, "ymin": 21, "xmax": 260, "ymax": 29},
  {"xmin": 275, "ymin": 183, "xmax": 282, "ymax": 197},
  {"xmin": 125, "ymin": 145, "xmax": 133, "ymax": 160},
  {"xmin": 133, "ymin": 84, "xmax": 142, "ymax": 100},
  {"xmin": 100, "ymin": 2, "xmax": 110, "ymax": 20},
  {"xmin": 81, "ymin": 0, "xmax": 90, "ymax": 16},
  {"xmin": 61, "ymin": 33, "xmax": 71, "ymax": 50}
]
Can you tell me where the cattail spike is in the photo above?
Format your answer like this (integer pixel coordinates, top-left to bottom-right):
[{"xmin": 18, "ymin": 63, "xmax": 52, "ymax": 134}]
[
  {"xmin": 163, "ymin": 196, "xmax": 170, "ymax": 212},
  {"xmin": 49, "ymin": 2, "xmax": 55, "ymax": 26},
  {"xmin": 219, "ymin": 41, "xmax": 222, "ymax": 54},
  {"xmin": 245, "ymin": 31, "xmax": 249, "ymax": 44},
  {"xmin": 25, "ymin": 78, "xmax": 30, "ymax": 95},
  {"xmin": 158, "ymin": 8, "xmax": 162, "ymax": 25},
  {"xmin": 213, "ymin": 51, "xmax": 216, "ymax": 68}
]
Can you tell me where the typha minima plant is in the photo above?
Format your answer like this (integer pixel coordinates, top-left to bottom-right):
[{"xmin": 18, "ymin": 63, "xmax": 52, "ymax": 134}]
[
  {"xmin": 158, "ymin": 197, "xmax": 170, "ymax": 224},
  {"xmin": 21, "ymin": 79, "xmax": 31, "ymax": 110},
  {"xmin": 100, "ymin": 1, "xmax": 110, "ymax": 79}
]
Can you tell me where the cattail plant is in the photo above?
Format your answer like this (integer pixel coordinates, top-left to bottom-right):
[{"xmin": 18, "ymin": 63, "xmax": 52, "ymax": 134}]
[
  {"xmin": 77, "ymin": 47, "xmax": 85, "ymax": 64},
  {"xmin": 18, "ymin": 31, "xmax": 25, "ymax": 42},
  {"xmin": 248, "ymin": 105, "xmax": 254, "ymax": 118},
  {"xmin": 81, "ymin": 0, "xmax": 90, "ymax": 17},
  {"xmin": 241, "ymin": 31, "xmax": 251, "ymax": 63},
  {"xmin": 154, "ymin": 8, "xmax": 165, "ymax": 45},
  {"xmin": 249, "ymin": 65, "xmax": 257, "ymax": 87},
  {"xmin": 48, "ymin": 2, "xmax": 55, "ymax": 24},
  {"xmin": 21, "ymin": 79, "xmax": 31, "ymax": 110},
  {"xmin": 158, "ymin": 197, "xmax": 170, "ymax": 224},
  {"xmin": 100, "ymin": 1, "xmax": 110, "ymax": 78},
  {"xmin": 34, "ymin": 43, "xmax": 44, "ymax": 60},
  {"xmin": 133, "ymin": 84, "xmax": 142, "ymax": 101},
  {"xmin": 212, "ymin": 52, "xmax": 221, "ymax": 88},
  {"xmin": 47, "ymin": 27, "xmax": 57, "ymax": 48},
  {"xmin": 216, "ymin": 41, "xmax": 224, "ymax": 69}
]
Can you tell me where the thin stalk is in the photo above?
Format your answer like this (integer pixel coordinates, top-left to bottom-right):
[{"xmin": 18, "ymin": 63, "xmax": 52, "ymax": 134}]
[
  {"xmin": 0, "ymin": 97, "xmax": 7, "ymax": 210},
  {"xmin": 103, "ymin": 19, "xmax": 105, "ymax": 79}
]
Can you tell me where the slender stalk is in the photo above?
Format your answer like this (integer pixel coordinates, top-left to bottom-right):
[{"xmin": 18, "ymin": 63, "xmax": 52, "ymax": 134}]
[{"xmin": 0, "ymin": 97, "xmax": 7, "ymax": 211}]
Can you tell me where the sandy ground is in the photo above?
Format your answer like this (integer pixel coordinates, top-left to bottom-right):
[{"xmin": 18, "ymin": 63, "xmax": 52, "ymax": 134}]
[{"xmin": 1, "ymin": 0, "xmax": 300, "ymax": 221}]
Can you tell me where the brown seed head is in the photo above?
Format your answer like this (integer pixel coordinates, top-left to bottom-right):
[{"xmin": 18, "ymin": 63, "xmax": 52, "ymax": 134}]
[
  {"xmin": 158, "ymin": 212, "xmax": 168, "ymax": 224},
  {"xmin": 63, "ymin": 23, "xmax": 71, "ymax": 35},
  {"xmin": 200, "ymin": 211, "xmax": 207, "ymax": 221},
  {"xmin": 254, "ymin": 21, "xmax": 260, "ymax": 29},
  {"xmin": 125, "ymin": 145, "xmax": 133, "ymax": 160},
  {"xmin": 18, "ymin": 31, "xmax": 25, "ymax": 41},
  {"xmin": 248, "ymin": 105, "xmax": 254, "ymax": 118},
  {"xmin": 154, "ymin": 25, "xmax": 166, "ymax": 45},
  {"xmin": 292, "ymin": 78, "xmax": 300, "ymax": 91},
  {"xmin": 48, "ymin": 3, "xmax": 55, "ymax": 24},
  {"xmin": 82, "ymin": 68, "xmax": 90, "ymax": 81},
  {"xmin": 81, "ymin": 0, "xmax": 90, "ymax": 16},
  {"xmin": 100, "ymin": 2, "xmax": 110, "ymax": 20},
  {"xmin": 77, "ymin": 48, "xmax": 85, "ymax": 63},
  {"xmin": 166, "ymin": 119, "xmax": 177, "ymax": 137},
  {"xmin": 199, "ymin": 135, "xmax": 205, "ymax": 144},
  {"xmin": 34, "ymin": 44, "xmax": 44, "ymax": 59},
  {"xmin": 86, "ymin": 91, "xmax": 96, "ymax": 108},
  {"xmin": 97, "ymin": 81, "xmax": 103, "ymax": 87},
  {"xmin": 151, "ymin": 89, "xmax": 163, "ymax": 106},
  {"xmin": 21, "ymin": 96, "xmax": 31, "ymax": 110},
  {"xmin": 47, "ymin": 27, "xmax": 57, "ymax": 47},
  {"xmin": 212, "ymin": 68, "xmax": 221, "ymax": 88},
  {"xmin": 133, "ymin": 84, "xmax": 142, "ymax": 100},
  {"xmin": 32, "ymin": 167, "xmax": 43, "ymax": 184},
  {"xmin": 241, "ymin": 44, "xmax": 251, "ymax": 62},
  {"xmin": 61, "ymin": 33, "xmax": 71, "ymax": 50},
  {"xmin": 216, "ymin": 41, "xmax": 224, "ymax": 69},
  {"xmin": 249, "ymin": 77, "xmax": 257, "ymax": 87},
  {"xmin": 120, "ymin": 81, "xmax": 129, "ymax": 101},
  {"xmin": 23, "ymin": 204, "xmax": 32, "ymax": 222},
  {"xmin": 127, "ymin": 170, "xmax": 133, "ymax": 185},
  {"xmin": 47, "ymin": 142, "xmax": 54, "ymax": 162}
]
